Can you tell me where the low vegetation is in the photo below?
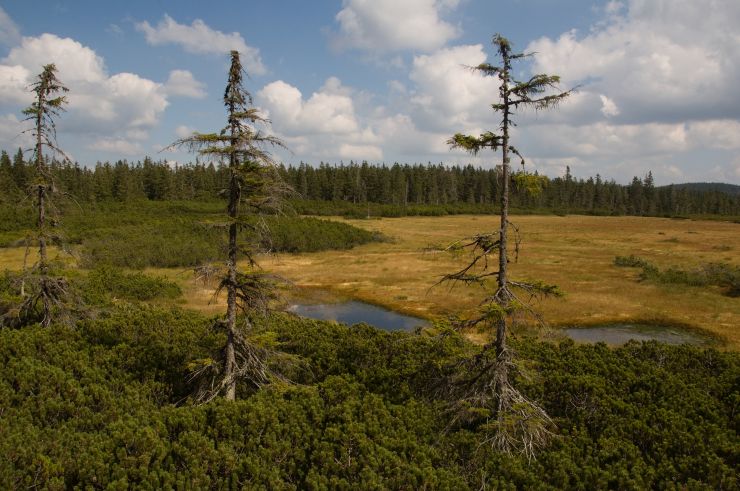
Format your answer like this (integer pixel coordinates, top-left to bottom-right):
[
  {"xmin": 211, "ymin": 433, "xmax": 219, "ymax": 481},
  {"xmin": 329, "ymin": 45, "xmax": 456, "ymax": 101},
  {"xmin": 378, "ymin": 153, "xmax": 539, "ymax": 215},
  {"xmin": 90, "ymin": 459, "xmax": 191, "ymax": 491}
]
[
  {"xmin": 615, "ymin": 255, "xmax": 740, "ymax": 297},
  {"xmin": 0, "ymin": 201, "xmax": 384, "ymax": 269},
  {"xmin": 0, "ymin": 294, "xmax": 736, "ymax": 488},
  {"xmin": 83, "ymin": 266, "xmax": 182, "ymax": 302}
]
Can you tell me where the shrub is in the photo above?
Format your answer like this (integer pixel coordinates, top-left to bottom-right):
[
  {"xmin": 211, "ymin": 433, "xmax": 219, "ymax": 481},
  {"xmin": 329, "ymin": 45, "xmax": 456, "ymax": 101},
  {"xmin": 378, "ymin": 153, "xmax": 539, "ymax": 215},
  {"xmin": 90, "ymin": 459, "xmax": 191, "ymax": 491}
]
[
  {"xmin": 83, "ymin": 266, "xmax": 182, "ymax": 302},
  {"xmin": 615, "ymin": 255, "xmax": 740, "ymax": 296},
  {"xmin": 0, "ymin": 301, "xmax": 737, "ymax": 488},
  {"xmin": 614, "ymin": 255, "xmax": 653, "ymax": 269}
]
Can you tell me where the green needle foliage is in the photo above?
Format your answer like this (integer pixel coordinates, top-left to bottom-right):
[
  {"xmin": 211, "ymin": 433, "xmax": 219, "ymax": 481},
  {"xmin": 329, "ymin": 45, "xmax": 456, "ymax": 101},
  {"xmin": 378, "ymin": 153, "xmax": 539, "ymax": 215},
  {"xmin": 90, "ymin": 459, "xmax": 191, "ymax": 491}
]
[
  {"xmin": 441, "ymin": 34, "xmax": 573, "ymax": 458},
  {"xmin": 168, "ymin": 51, "xmax": 290, "ymax": 402}
]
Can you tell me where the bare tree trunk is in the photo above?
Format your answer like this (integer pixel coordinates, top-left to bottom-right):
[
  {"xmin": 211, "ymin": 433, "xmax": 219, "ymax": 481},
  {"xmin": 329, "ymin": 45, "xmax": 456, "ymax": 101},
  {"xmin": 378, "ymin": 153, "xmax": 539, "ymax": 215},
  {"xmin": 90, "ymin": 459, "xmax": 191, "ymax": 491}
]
[
  {"xmin": 35, "ymin": 84, "xmax": 52, "ymax": 328},
  {"xmin": 35, "ymin": 96, "xmax": 47, "ymax": 275},
  {"xmin": 494, "ymin": 49, "xmax": 513, "ymax": 411},
  {"xmin": 224, "ymin": 104, "xmax": 239, "ymax": 401},
  {"xmin": 38, "ymin": 185, "xmax": 47, "ymax": 270}
]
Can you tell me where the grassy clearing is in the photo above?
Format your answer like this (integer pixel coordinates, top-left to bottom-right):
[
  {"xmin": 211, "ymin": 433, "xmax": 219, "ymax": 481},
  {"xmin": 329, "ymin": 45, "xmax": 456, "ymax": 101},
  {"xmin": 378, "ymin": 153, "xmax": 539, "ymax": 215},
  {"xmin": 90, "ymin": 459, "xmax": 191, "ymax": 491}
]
[
  {"xmin": 257, "ymin": 215, "xmax": 740, "ymax": 348},
  {"xmin": 1, "ymin": 214, "xmax": 737, "ymax": 348}
]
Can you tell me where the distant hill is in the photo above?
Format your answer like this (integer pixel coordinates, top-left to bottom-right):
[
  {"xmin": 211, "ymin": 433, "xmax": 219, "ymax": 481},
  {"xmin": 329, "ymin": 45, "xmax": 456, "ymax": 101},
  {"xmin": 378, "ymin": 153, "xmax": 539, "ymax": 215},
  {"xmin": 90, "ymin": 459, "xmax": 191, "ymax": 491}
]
[{"xmin": 661, "ymin": 182, "xmax": 740, "ymax": 196}]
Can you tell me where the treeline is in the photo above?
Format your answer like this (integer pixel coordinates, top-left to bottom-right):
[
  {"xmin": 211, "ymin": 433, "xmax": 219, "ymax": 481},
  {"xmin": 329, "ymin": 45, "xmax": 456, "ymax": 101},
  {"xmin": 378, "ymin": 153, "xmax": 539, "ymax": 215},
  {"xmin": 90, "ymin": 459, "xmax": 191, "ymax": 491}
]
[{"xmin": 2, "ymin": 148, "xmax": 739, "ymax": 216}]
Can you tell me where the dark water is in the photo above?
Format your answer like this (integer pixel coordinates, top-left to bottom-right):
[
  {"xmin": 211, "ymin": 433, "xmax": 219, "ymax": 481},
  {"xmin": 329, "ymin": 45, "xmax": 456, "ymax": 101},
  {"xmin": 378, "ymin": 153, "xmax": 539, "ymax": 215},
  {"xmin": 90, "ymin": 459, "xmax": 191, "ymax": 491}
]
[
  {"xmin": 287, "ymin": 300, "xmax": 708, "ymax": 345},
  {"xmin": 286, "ymin": 301, "xmax": 429, "ymax": 331},
  {"xmin": 563, "ymin": 324, "xmax": 708, "ymax": 346}
]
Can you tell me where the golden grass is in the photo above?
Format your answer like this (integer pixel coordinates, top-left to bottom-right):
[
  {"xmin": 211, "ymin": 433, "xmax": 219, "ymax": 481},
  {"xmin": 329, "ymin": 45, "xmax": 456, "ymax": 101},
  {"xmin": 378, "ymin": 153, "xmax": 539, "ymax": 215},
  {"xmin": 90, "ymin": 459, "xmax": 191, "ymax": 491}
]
[
  {"xmin": 0, "ymin": 215, "xmax": 737, "ymax": 348},
  {"xmin": 258, "ymin": 215, "xmax": 740, "ymax": 348}
]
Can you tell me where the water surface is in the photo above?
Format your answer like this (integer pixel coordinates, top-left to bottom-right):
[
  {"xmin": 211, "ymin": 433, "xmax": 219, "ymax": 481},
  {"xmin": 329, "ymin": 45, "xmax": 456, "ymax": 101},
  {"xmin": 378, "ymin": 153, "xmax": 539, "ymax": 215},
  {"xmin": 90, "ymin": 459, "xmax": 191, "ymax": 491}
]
[
  {"xmin": 287, "ymin": 301, "xmax": 428, "ymax": 331},
  {"xmin": 288, "ymin": 299, "xmax": 709, "ymax": 346},
  {"xmin": 563, "ymin": 324, "xmax": 707, "ymax": 346}
]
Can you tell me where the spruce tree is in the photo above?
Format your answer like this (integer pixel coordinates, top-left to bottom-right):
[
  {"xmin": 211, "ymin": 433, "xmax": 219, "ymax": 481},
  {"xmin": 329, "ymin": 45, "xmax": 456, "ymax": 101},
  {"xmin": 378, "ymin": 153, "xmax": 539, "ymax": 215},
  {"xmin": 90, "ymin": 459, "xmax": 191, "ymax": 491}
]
[
  {"xmin": 169, "ymin": 51, "xmax": 289, "ymax": 402},
  {"xmin": 441, "ymin": 35, "xmax": 572, "ymax": 458},
  {"xmin": 2, "ymin": 64, "xmax": 73, "ymax": 328}
]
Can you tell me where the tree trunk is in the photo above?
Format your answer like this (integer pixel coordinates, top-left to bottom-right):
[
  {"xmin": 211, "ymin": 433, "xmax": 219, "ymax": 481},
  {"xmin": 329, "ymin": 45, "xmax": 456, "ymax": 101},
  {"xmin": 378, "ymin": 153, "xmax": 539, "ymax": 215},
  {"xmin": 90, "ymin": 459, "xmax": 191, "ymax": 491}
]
[
  {"xmin": 35, "ymin": 94, "xmax": 47, "ymax": 275},
  {"xmin": 493, "ymin": 49, "xmax": 513, "ymax": 412},
  {"xmin": 224, "ymin": 105, "xmax": 239, "ymax": 401},
  {"xmin": 496, "ymin": 51, "xmax": 511, "ymax": 361}
]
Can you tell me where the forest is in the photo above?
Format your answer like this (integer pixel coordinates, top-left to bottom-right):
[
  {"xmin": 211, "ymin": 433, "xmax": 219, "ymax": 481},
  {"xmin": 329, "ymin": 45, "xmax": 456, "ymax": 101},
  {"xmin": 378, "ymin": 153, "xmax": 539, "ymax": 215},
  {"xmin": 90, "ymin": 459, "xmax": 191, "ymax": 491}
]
[{"xmin": 1, "ymin": 149, "xmax": 739, "ymax": 218}]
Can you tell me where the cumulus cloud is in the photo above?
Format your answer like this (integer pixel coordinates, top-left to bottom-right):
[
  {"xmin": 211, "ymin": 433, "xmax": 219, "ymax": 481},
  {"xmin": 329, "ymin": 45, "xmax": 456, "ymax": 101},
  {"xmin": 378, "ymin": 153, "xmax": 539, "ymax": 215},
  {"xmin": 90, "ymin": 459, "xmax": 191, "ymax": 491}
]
[
  {"xmin": 258, "ymin": 77, "xmax": 386, "ymax": 161},
  {"xmin": 88, "ymin": 138, "xmax": 143, "ymax": 156},
  {"xmin": 339, "ymin": 143, "xmax": 382, "ymax": 160},
  {"xmin": 258, "ymin": 77, "xmax": 361, "ymax": 136},
  {"xmin": 165, "ymin": 69, "xmax": 207, "ymax": 98},
  {"xmin": 0, "ymin": 33, "xmax": 168, "ymax": 156},
  {"xmin": 481, "ymin": 0, "xmax": 740, "ymax": 183},
  {"xmin": 0, "ymin": 64, "xmax": 30, "ymax": 104},
  {"xmin": 333, "ymin": 0, "xmax": 460, "ymax": 52},
  {"xmin": 4, "ymin": 33, "xmax": 107, "ymax": 84},
  {"xmin": 408, "ymin": 44, "xmax": 499, "ymax": 132},
  {"xmin": 372, "ymin": 113, "xmax": 451, "ymax": 157},
  {"xmin": 136, "ymin": 14, "xmax": 266, "ymax": 75},
  {"xmin": 527, "ymin": 0, "xmax": 740, "ymax": 124},
  {"xmin": 0, "ymin": 113, "xmax": 31, "ymax": 148},
  {"xmin": 599, "ymin": 95, "xmax": 619, "ymax": 117}
]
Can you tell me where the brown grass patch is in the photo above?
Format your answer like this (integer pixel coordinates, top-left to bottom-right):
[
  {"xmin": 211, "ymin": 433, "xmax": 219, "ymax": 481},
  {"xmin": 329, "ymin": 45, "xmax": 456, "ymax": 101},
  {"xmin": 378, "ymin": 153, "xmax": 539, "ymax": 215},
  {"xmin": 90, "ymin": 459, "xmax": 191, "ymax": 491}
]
[
  {"xmin": 0, "ymin": 215, "xmax": 737, "ymax": 348},
  {"xmin": 259, "ymin": 215, "xmax": 740, "ymax": 349}
]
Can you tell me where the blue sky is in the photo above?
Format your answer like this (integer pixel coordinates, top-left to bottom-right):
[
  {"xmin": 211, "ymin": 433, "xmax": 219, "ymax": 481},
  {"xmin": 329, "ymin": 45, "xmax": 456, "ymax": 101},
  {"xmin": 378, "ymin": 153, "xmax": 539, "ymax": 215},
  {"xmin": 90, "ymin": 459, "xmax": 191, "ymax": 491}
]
[{"xmin": 1, "ymin": 0, "xmax": 739, "ymax": 184}]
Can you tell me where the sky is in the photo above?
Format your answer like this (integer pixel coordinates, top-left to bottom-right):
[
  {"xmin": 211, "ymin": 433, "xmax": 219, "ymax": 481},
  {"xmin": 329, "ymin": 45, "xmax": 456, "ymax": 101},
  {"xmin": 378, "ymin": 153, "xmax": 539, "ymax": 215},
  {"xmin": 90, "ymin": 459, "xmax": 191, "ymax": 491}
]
[{"xmin": 0, "ymin": 0, "xmax": 739, "ymax": 185}]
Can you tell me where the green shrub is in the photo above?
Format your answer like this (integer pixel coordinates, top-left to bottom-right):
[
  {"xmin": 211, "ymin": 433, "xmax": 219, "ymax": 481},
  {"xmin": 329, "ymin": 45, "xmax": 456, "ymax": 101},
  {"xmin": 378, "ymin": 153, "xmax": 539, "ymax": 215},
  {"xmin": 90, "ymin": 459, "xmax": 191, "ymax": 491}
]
[
  {"xmin": 615, "ymin": 255, "xmax": 740, "ymax": 296},
  {"xmin": 261, "ymin": 216, "xmax": 383, "ymax": 253},
  {"xmin": 48, "ymin": 201, "xmax": 385, "ymax": 269},
  {"xmin": 0, "ymin": 306, "xmax": 737, "ymax": 488},
  {"xmin": 614, "ymin": 255, "xmax": 654, "ymax": 269},
  {"xmin": 83, "ymin": 266, "xmax": 182, "ymax": 302}
]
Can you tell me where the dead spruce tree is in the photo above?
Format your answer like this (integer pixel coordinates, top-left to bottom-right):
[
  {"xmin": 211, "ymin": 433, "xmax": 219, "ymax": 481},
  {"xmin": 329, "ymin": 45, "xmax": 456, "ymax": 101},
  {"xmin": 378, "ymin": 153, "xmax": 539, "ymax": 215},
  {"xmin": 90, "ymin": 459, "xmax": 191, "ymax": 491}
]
[
  {"xmin": 170, "ymin": 51, "xmax": 289, "ymax": 402},
  {"xmin": 2, "ymin": 64, "xmax": 72, "ymax": 328},
  {"xmin": 441, "ymin": 35, "xmax": 572, "ymax": 459}
]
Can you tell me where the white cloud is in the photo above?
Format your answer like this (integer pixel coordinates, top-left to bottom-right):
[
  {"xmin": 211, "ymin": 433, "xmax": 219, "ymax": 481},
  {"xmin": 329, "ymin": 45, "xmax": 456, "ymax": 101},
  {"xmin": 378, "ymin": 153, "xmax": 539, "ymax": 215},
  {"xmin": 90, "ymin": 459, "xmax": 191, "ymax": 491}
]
[
  {"xmin": 258, "ymin": 77, "xmax": 389, "ymax": 161},
  {"xmin": 258, "ymin": 77, "xmax": 360, "ymax": 136},
  {"xmin": 409, "ymin": 44, "xmax": 499, "ymax": 132},
  {"xmin": 0, "ymin": 34, "xmax": 168, "ymax": 155},
  {"xmin": 174, "ymin": 125, "xmax": 195, "ymax": 139},
  {"xmin": 333, "ymin": 0, "xmax": 460, "ymax": 52},
  {"xmin": 126, "ymin": 129, "xmax": 148, "ymax": 141},
  {"xmin": 0, "ymin": 113, "xmax": 31, "ymax": 148},
  {"xmin": 0, "ymin": 64, "xmax": 30, "ymax": 104},
  {"xmin": 4, "ymin": 33, "xmax": 107, "ymax": 85},
  {"xmin": 165, "ymin": 69, "xmax": 207, "ymax": 98},
  {"xmin": 685, "ymin": 120, "xmax": 740, "ymax": 150},
  {"xmin": 339, "ymin": 143, "xmax": 382, "ymax": 160},
  {"xmin": 527, "ymin": 0, "xmax": 740, "ymax": 124},
  {"xmin": 87, "ymin": 138, "xmax": 143, "ymax": 156},
  {"xmin": 136, "ymin": 14, "xmax": 266, "ymax": 75},
  {"xmin": 0, "ymin": 7, "xmax": 21, "ymax": 46},
  {"xmin": 372, "ymin": 113, "xmax": 451, "ymax": 157},
  {"xmin": 599, "ymin": 95, "xmax": 619, "ymax": 117}
]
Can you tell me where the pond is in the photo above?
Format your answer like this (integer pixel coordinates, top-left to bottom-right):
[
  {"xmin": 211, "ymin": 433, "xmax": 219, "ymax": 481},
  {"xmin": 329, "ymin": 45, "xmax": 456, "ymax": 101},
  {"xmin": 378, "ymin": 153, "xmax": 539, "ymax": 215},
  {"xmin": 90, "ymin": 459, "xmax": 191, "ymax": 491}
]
[
  {"xmin": 286, "ymin": 299, "xmax": 709, "ymax": 346},
  {"xmin": 286, "ymin": 301, "xmax": 429, "ymax": 331},
  {"xmin": 563, "ymin": 324, "xmax": 709, "ymax": 346}
]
